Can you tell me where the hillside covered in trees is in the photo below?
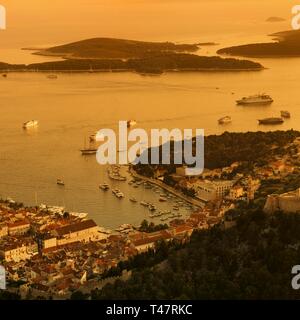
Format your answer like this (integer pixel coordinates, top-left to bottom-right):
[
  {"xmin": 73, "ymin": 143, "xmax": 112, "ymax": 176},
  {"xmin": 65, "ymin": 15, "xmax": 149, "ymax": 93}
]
[
  {"xmin": 135, "ymin": 130, "xmax": 300, "ymax": 177},
  {"xmin": 91, "ymin": 208, "xmax": 300, "ymax": 300}
]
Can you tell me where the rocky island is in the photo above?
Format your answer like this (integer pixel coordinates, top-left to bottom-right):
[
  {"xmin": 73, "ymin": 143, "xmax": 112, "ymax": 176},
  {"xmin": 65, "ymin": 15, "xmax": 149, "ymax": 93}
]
[{"xmin": 266, "ymin": 16, "xmax": 286, "ymax": 23}]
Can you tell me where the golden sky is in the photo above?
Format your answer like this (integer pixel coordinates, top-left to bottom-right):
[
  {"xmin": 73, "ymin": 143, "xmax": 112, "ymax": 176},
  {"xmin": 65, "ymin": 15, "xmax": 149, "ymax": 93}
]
[{"xmin": 0, "ymin": 0, "xmax": 296, "ymax": 47}]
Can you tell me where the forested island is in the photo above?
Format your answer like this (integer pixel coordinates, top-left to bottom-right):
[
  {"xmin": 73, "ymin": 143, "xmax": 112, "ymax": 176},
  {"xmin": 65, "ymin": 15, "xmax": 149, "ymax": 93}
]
[
  {"xmin": 218, "ymin": 29, "xmax": 300, "ymax": 57},
  {"xmin": 30, "ymin": 37, "xmax": 200, "ymax": 59},
  {"xmin": 0, "ymin": 53, "xmax": 263, "ymax": 73},
  {"xmin": 0, "ymin": 38, "xmax": 264, "ymax": 73}
]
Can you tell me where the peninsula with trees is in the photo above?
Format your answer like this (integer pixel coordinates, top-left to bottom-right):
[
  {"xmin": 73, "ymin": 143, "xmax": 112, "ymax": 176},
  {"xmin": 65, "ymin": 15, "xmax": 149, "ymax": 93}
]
[{"xmin": 218, "ymin": 29, "xmax": 300, "ymax": 57}]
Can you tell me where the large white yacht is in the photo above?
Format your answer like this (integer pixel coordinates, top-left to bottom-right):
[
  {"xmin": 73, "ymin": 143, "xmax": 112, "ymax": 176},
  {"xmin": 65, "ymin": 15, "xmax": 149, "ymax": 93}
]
[{"xmin": 236, "ymin": 94, "xmax": 273, "ymax": 105}]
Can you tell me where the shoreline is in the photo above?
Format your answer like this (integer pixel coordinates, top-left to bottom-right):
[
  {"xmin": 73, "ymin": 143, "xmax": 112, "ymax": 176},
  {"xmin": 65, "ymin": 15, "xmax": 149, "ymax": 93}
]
[
  {"xmin": 129, "ymin": 166, "xmax": 205, "ymax": 209},
  {"xmin": 0, "ymin": 67, "xmax": 264, "ymax": 74}
]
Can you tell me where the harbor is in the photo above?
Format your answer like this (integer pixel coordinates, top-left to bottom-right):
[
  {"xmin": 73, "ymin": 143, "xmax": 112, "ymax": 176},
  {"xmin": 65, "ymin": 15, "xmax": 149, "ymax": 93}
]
[{"xmin": 0, "ymin": 68, "xmax": 299, "ymax": 230}]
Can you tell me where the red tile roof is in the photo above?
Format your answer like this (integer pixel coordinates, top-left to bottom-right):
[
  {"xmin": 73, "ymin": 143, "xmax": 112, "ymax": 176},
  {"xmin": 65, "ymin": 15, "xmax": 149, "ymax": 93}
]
[{"xmin": 54, "ymin": 220, "xmax": 97, "ymax": 237}]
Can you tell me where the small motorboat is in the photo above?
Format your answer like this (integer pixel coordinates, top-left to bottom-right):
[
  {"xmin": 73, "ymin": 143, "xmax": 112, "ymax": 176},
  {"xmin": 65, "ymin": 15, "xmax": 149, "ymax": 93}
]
[
  {"xmin": 23, "ymin": 120, "xmax": 39, "ymax": 129},
  {"xmin": 99, "ymin": 183, "xmax": 110, "ymax": 191},
  {"xmin": 280, "ymin": 110, "xmax": 291, "ymax": 118},
  {"xmin": 115, "ymin": 192, "xmax": 125, "ymax": 199},
  {"xmin": 47, "ymin": 74, "xmax": 58, "ymax": 79},
  {"xmin": 218, "ymin": 116, "xmax": 232, "ymax": 125},
  {"xmin": 57, "ymin": 179, "xmax": 65, "ymax": 186},
  {"xmin": 159, "ymin": 196, "xmax": 167, "ymax": 202}
]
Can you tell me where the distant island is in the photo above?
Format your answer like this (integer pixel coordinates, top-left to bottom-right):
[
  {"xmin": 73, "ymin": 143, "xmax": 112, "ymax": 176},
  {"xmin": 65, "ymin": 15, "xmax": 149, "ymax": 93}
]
[
  {"xmin": 266, "ymin": 16, "xmax": 286, "ymax": 23},
  {"xmin": 31, "ymin": 38, "xmax": 200, "ymax": 60},
  {"xmin": 0, "ymin": 37, "xmax": 264, "ymax": 73},
  {"xmin": 217, "ymin": 29, "xmax": 300, "ymax": 57}
]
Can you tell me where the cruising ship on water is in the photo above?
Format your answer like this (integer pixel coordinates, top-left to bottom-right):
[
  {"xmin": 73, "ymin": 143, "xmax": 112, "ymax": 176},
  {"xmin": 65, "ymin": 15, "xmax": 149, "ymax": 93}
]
[
  {"xmin": 23, "ymin": 120, "xmax": 39, "ymax": 129},
  {"xmin": 236, "ymin": 94, "xmax": 273, "ymax": 105}
]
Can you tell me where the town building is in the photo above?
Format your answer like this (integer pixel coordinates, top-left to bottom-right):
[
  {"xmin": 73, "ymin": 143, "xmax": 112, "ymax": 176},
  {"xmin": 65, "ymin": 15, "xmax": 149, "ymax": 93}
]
[
  {"xmin": 191, "ymin": 180, "xmax": 234, "ymax": 202},
  {"xmin": 8, "ymin": 220, "xmax": 30, "ymax": 236},
  {"xmin": 0, "ymin": 223, "xmax": 8, "ymax": 238},
  {"xmin": 131, "ymin": 230, "xmax": 172, "ymax": 252},
  {"xmin": 264, "ymin": 188, "xmax": 300, "ymax": 213},
  {"xmin": 0, "ymin": 238, "xmax": 38, "ymax": 262},
  {"xmin": 228, "ymin": 185, "xmax": 245, "ymax": 200},
  {"xmin": 51, "ymin": 219, "xmax": 107, "ymax": 246}
]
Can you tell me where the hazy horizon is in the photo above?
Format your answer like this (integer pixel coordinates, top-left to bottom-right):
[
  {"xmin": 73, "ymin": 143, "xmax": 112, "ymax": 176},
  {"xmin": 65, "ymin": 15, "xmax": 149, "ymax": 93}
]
[{"xmin": 0, "ymin": 0, "xmax": 295, "ymax": 49}]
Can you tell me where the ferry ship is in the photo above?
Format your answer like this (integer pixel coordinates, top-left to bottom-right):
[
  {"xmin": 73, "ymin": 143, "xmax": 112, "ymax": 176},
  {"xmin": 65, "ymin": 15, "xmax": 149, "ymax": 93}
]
[
  {"xmin": 218, "ymin": 116, "xmax": 232, "ymax": 125},
  {"xmin": 23, "ymin": 120, "xmax": 39, "ymax": 129},
  {"xmin": 236, "ymin": 94, "xmax": 273, "ymax": 105},
  {"xmin": 258, "ymin": 117, "xmax": 284, "ymax": 125}
]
